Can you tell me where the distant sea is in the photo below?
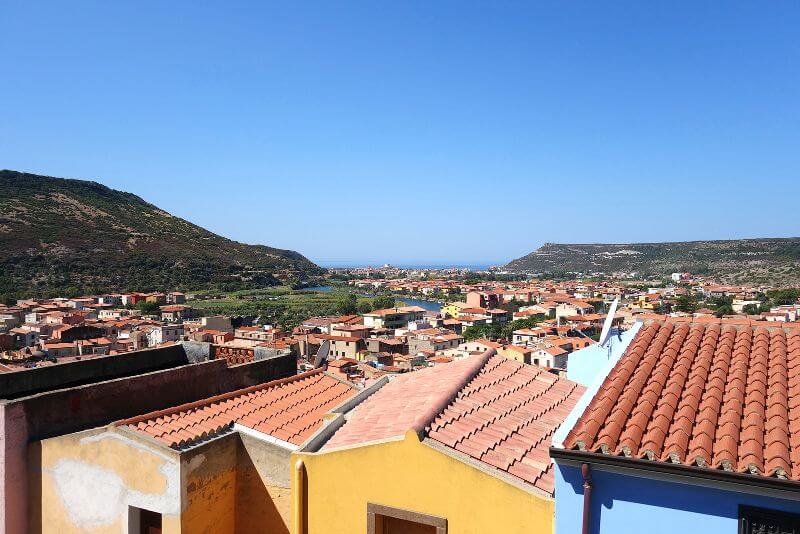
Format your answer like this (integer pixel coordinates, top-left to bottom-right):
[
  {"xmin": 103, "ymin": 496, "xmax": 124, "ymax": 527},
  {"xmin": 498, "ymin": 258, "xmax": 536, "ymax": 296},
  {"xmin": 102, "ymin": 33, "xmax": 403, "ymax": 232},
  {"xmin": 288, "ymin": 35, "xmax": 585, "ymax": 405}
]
[{"xmin": 319, "ymin": 261, "xmax": 498, "ymax": 271}]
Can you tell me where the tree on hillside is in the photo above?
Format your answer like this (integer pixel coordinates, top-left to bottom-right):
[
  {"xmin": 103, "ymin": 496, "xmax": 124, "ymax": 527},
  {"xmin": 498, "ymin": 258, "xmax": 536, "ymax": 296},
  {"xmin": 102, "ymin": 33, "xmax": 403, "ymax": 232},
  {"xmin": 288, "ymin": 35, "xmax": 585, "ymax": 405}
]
[
  {"xmin": 675, "ymin": 293, "xmax": 698, "ymax": 313},
  {"xmin": 136, "ymin": 301, "xmax": 160, "ymax": 314},
  {"xmin": 714, "ymin": 304, "xmax": 734, "ymax": 318},
  {"xmin": 766, "ymin": 288, "xmax": 800, "ymax": 306},
  {"xmin": 463, "ymin": 323, "xmax": 502, "ymax": 341},
  {"xmin": 337, "ymin": 293, "xmax": 358, "ymax": 315},
  {"xmin": 372, "ymin": 295, "xmax": 395, "ymax": 310},
  {"xmin": 742, "ymin": 303, "xmax": 760, "ymax": 315}
]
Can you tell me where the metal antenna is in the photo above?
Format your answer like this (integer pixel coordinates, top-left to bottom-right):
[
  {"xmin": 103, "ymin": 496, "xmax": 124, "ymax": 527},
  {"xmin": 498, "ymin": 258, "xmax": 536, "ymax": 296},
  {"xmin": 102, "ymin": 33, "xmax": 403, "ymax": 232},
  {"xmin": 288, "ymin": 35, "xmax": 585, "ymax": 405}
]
[
  {"xmin": 598, "ymin": 298, "xmax": 620, "ymax": 359},
  {"xmin": 313, "ymin": 340, "xmax": 330, "ymax": 368}
]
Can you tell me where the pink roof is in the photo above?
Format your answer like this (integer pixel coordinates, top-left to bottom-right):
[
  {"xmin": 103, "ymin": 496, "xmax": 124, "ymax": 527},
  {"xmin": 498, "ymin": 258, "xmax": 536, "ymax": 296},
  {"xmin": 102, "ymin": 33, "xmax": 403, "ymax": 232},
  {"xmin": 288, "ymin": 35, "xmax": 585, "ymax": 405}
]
[{"xmin": 323, "ymin": 353, "xmax": 491, "ymax": 449}]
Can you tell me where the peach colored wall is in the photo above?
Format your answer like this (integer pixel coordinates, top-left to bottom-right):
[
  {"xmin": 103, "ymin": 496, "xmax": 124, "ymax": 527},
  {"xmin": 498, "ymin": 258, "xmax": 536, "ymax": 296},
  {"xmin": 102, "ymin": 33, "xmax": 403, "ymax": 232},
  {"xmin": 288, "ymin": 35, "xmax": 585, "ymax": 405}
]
[
  {"xmin": 180, "ymin": 437, "xmax": 237, "ymax": 534},
  {"xmin": 34, "ymin": 427, "xmax": 182, "ymax": 533}
]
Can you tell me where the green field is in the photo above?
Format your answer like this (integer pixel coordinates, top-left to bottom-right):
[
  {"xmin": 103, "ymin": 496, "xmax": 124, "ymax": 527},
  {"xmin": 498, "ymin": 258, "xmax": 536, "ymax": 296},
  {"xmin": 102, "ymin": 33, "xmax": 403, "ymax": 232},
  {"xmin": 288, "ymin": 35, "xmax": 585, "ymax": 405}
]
[{"xmin": 187, "ymin": 286, "xmax": 382, "ymax": 329}]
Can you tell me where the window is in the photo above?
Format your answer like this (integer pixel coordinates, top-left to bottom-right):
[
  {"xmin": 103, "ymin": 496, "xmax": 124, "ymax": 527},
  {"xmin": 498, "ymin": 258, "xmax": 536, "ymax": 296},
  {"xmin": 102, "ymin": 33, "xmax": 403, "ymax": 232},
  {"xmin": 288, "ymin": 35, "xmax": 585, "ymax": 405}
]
[
  {"xmin": 368, "ymin": 503, "xmax": 446, "ymax": 534},
  {"xmin": 129, "ymin": 506, "xmax": 162, "ymax": 534},
  {"xmin": 740, "ymin": 505, "xmax": 800, "ymax": 534}
]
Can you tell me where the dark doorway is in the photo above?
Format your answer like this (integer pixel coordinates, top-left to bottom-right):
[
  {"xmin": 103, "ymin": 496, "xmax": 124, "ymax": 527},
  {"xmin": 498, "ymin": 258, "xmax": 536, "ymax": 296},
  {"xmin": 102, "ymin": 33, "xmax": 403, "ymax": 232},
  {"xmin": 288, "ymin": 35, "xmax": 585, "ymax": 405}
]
[{"xmin": 129, "ymin": 506, "xmax": 162, "ymax": 534}]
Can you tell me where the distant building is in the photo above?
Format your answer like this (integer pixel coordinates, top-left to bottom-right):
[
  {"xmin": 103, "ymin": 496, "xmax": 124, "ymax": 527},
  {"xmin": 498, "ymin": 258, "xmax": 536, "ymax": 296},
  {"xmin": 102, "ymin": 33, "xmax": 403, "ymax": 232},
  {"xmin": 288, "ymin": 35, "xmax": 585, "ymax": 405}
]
[
  {"xmin": 146, "ymin": 324, "xmax": 184, "ymax": 346},
  {"xmin": 466, "ymin": 290, "xmax": 502, "ymax": 309},
  {"xmin": 160, "ymin": 304, "xmax": 196, "ymax": 322},
  {"xmin": 362, "ymin": 306, "xmax": 425, "ymax": 330}
]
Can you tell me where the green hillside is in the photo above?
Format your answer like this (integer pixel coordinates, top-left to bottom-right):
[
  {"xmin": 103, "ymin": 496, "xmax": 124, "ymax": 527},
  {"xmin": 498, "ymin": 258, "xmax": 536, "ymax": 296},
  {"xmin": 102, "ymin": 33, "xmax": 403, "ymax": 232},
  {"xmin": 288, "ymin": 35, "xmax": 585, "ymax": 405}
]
[{"xmin": 0, "ymin": 170, "xmax": 324, "ymax": 300}]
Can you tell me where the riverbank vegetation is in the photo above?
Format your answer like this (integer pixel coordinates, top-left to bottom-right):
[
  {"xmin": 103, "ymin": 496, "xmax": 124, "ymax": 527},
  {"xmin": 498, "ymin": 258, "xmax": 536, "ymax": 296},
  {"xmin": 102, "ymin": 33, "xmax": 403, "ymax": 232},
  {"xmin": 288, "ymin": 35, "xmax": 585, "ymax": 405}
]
[{"xmin": 188, "ymin": 286, "xmax": 398, "ymax": 329}]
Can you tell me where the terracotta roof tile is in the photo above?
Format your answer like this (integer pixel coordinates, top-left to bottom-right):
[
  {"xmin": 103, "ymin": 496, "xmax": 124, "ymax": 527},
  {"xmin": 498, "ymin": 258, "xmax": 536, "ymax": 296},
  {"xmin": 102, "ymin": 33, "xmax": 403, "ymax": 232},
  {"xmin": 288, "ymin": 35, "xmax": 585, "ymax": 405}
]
[
  {"xmin": 563, "ymin": 320, "xmax": 800, "ymax": 481},
  {"xmin": 322, "ymin": 353, "xmax": 493, "ymax": 450},
  {"xmin": 323, "ymin": 351, "xmax": 584, "ymax": 496},
  {"xmin": 118, "ymin": 369, "xmax": 357, "ymax": 449}
]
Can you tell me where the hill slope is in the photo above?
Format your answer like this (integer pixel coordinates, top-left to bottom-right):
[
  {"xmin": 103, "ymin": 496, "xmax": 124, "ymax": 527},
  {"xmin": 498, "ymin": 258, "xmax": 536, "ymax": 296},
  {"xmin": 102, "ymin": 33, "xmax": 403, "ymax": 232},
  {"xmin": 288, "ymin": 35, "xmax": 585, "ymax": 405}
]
[
  {"xmin": 505, "ymin": 239, "xmax": 800, "ymax": 285},
  {"xmin": 0, "ymin": 170, "xmax": 324, "ymax": 298}
]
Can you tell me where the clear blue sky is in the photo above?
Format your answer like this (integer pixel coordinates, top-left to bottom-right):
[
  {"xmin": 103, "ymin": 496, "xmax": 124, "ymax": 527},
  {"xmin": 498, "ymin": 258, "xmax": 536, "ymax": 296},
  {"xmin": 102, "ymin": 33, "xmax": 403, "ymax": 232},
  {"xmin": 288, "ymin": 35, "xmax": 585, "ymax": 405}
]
[{"xmin": 2, "ymin": 2, "xmax": 799, "ymax": 266}]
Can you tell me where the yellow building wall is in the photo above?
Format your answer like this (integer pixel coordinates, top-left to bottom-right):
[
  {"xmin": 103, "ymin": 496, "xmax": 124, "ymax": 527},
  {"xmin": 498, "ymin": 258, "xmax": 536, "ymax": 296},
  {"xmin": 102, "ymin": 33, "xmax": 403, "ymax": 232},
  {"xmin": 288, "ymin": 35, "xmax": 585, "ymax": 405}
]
[
  {"xmin": 236, "ymin": 432, "xmax": 292, "ymax": 534},
  {"xmin": 293, "ymin": 430, "xmax": 554, "ymax": 534},
  {"xmin": 441, "ymin": 304, "xmax": 460, "ymax": 319},
  {"xmin": 180, "ymin": 436, "xmax": 237, "ymax": 534},
  {"xmin": 32, "ymin": 426, "xmax": 293, "ymax": 534},
  {"xmin": 498, "ymin": 347, "xmax": 531, "ymax": 365},
  {"xmin": 32, "ymin": 427, "xmax": 183, "ymax": 533}
]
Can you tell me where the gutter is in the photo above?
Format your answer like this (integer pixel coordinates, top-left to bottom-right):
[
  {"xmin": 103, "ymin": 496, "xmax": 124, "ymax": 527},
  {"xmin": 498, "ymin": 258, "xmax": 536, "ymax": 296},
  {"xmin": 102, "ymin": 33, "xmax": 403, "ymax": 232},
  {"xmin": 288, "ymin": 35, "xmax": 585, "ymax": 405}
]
[
  {"xmin": 581, "ymin": 464, "xmax": 592, "ymax": 534},
  {"xmin": 550, "ymin": 447, "xmax": 800, "ymax": 496}
]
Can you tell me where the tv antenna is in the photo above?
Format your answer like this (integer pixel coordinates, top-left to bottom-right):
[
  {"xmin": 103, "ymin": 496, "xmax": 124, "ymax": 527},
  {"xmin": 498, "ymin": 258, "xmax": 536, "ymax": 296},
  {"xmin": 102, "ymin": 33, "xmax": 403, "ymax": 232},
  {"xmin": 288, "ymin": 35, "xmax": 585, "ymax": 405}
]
[
  {"xmin": 313, "ymin": 340, "xmax": 330, "ymax": 368},
  {"xmin": 598, "ymin": 298, "xmax": 620, "ymax": 358}
]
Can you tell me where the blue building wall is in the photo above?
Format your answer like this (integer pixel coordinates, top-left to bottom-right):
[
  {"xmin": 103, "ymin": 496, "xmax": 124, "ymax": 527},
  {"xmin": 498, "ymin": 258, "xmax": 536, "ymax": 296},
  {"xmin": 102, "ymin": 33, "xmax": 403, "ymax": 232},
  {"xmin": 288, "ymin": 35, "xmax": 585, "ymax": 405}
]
[
  {"xmin": 555, "ymin": 462, "xmax": 800, "ymax": 534},
  {"xmin": 566, "ymin": 322, "xmax": 642, "ymax": 387}
]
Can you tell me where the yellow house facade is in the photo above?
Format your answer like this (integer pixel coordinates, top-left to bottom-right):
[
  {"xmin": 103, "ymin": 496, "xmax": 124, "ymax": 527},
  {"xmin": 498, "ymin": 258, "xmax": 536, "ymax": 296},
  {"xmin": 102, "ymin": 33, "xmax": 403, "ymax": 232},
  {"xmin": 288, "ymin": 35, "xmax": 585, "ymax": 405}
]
[
  {"xmin": 440, "ymin": 303, "xmax": 461, "ymax": 319},
  {"xmin": 291, "ymin": 350, "xmax": 584, "ymax": 534},
  {"xmin": 293, "ymin": 430, "xmax": 553, "ymax": 534}
]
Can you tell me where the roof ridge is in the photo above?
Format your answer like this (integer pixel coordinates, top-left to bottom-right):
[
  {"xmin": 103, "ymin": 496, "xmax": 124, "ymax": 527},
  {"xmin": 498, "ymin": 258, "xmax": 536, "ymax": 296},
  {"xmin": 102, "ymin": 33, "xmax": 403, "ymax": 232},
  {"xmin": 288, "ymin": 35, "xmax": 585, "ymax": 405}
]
[
  {"xmin": 411, "ymin": 349, "xmax": 496, "ymax": 436},
  {"xmin": 114, "ymin": 368, "xmax": 326, "ymax": 427}
]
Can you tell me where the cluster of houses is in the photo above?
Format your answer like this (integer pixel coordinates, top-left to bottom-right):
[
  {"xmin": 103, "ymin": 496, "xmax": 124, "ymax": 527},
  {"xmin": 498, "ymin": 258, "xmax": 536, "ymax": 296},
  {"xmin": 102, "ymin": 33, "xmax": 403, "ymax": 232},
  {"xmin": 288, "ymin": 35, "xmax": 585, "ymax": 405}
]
[
  {"xmin": 290, "ymin": 298, "xmax": 607, "ymax": 385},
  {"xmin": 352, "ymin": 273, "xmax": 799, "ymax": 323},
  {"xmin": 0, "ymin": 292, "xmax": 247, "ymax": 368},
  {"xmin": 7, "ymin": 308, "xmax": 800, "ymax": 534},
  {"xmin": 1, "ymin": 270, "xmax": 800, "ymax": 533}
]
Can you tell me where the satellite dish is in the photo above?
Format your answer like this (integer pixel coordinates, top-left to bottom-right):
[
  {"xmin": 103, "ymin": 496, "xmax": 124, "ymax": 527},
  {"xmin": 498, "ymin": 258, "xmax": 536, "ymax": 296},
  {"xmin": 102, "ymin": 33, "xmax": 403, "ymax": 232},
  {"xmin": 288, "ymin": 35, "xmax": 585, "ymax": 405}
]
[
  {"xmin": 599, "ymin": 298, "xmax": 620, "ymax": 347},
  {"xmin": 313, "ymin": 340, "xmax": 330, "ymax": 368}
]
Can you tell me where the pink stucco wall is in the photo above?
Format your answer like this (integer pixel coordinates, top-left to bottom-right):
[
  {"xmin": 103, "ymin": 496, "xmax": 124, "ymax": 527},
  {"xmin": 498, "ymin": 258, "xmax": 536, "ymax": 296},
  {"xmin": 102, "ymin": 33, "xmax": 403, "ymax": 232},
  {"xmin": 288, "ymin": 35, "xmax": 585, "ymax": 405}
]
[{"xmin": 0, "ymin": 402, "xmax": 29, "ymax": 534}]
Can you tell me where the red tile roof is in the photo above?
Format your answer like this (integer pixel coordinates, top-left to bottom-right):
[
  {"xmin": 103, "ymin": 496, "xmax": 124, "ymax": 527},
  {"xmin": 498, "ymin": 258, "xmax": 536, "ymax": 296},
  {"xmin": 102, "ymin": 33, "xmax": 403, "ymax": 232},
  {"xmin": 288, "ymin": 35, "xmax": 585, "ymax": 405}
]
[
  {"xmin": 118, "ymin": 369, "xmax": 357, "ymax": 449},
  {"xmin": 427, "ymin": 357, "xmax": 584, "ymax": 495},
  {"xmin": 563, "ymin": 320, "xmax": 800, "ymax": 481},
  {"xmin": 323, "ymin": 351, "xmax": 584, "ymax": 495}
]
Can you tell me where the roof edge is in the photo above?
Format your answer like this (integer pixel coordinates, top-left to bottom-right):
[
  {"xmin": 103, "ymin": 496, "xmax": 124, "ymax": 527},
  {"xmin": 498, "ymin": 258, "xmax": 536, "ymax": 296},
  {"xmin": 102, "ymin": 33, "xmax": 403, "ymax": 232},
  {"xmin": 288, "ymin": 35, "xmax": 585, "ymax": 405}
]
[
  {"xmin": 297, "ymin": 375, "xmax": 392, "ymax": 453},
  {"xmin": 552, "ymin": 320, "xmax": 643, "ymax": 448},
  {"xmin": 550, "ymin": 447, "xmax": 800, "ymax": 495},
  {"xmin": 234, "ymin": 423, "xmax": 299, "ymax": 451},
  {"xmin": 411, "ymin": 348, "xmax": 496, "ymax": 436},
  {"xmin": 114, "ymin": 367, "xmax": 325, "ymax": 427},
  {"xmin": 424, "ymin": 438, "xmax": 553, "ymax": 500}
]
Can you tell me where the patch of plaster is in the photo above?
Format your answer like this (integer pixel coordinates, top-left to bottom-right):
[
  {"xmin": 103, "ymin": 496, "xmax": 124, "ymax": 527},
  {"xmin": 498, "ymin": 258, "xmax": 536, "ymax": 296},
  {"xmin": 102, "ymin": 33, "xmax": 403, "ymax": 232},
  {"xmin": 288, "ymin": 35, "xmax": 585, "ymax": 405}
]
[
  {"xmin": 49, "ymin": 432, "xmax": 181, "ymax": 529},
  {"xmin": 80, "ymin": 430, "xmax": 174, "ymax": 463},
  {"xmin": 51, "ymin": 460, "xmax": 128, "ymax": 528},
  {"xmin": 185, "ymin": 453, "xmax": 206, "ymax": 476}
]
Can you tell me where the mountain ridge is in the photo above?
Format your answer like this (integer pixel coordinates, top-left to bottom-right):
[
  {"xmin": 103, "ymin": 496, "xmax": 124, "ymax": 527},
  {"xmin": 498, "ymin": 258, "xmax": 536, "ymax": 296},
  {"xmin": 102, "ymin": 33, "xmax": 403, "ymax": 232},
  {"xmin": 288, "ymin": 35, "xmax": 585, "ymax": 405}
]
[
  {"xmin": 0, "ymin": 170, "xmax": 324, "ymax": 299},
  {"xmin": 504, "ymin": 238, "xmax": 800, "ymax": 285}
]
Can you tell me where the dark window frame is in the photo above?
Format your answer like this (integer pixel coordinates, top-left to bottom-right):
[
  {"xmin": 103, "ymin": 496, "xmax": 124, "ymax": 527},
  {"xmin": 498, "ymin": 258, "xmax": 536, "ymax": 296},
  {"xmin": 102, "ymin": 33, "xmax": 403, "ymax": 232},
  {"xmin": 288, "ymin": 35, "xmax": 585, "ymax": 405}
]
[
  {"xmin": 739, "ymin": 504, "xmax": 800, "ymax": 534},
  {"xmin": 367, "ymin": 502, "xmax": 447, "ymax": 534}
]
